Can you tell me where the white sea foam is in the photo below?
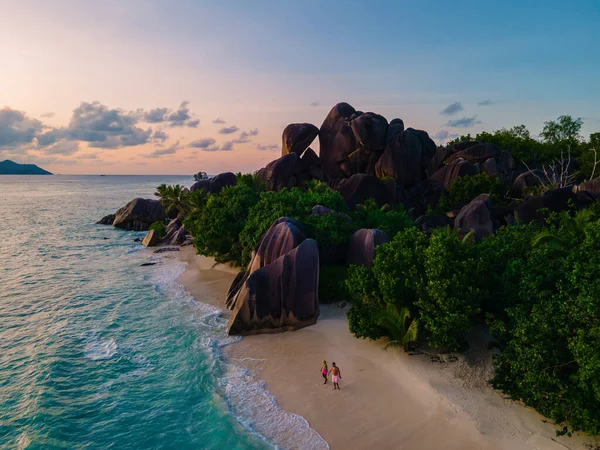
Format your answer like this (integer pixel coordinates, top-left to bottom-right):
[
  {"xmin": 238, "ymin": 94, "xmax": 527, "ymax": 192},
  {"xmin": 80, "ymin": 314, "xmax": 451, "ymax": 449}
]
[
  {"xmin": 84, "ymin": 336, "xmax": 118, "ymax": 360},
  {"xmin": 150, "ymin": 256, "xmax": 330, "ymax": 450}
]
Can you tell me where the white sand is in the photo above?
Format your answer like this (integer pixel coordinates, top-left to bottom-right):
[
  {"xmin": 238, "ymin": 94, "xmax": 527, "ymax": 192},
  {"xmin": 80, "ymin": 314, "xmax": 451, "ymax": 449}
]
[{"xmin": 177, "ymin": 248, "xmax": 599, "ymax": 450}]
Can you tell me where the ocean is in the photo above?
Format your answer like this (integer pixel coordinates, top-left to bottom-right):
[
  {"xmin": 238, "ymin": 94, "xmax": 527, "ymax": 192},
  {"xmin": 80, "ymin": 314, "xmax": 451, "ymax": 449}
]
[{"xmin": 0, "ymin": 175, "xmax": 327, "ymax": 450}]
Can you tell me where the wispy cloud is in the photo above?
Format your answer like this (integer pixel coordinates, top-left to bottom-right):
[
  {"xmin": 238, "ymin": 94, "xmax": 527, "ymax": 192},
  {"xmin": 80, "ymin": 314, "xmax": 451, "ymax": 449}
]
[
  {"xmin": 40, "ymin": 112, "xmax": 55, "ymax": 118},
  {"xmin": 441, "ymin": 102, "xmax": 463, "ymax": 116},
  {"xmin": 145, "ymin": 141, "xmax": 182, "ymax": 158},
  {"xmin": 142, "ymin": 101, "xmax": 199, "ymax": 127},
  {"xmin": 444, "ymin": 115, "xmax": 483, "ymax": 128},
  {"xmin": 212, "ymin": 117, "xmax": 226, "ymax": 124},
  {"xmin": 219, "ymin": 126, "xmax": 239, "ymax": 134},
  {"xmin": 432, "ymin": 130, "xmax": 459, "ymax": 142},
  {"xmin": 478, "ymin": 99, "xmax": 495, "ymax": 106},
  {"xmin": 189, "ymin": 138, "xmax": 216, "ymax": 149},
  {"xmin": 310, "ymin": 101, "xmax": 319, "ymax": 107},
  {"xmin": 220, "ymin": 141, "xmax": 234, "ymax": 151},
  {"xmin": 256, "ymin": 143, "xmax": 279, "ymax": 151}
]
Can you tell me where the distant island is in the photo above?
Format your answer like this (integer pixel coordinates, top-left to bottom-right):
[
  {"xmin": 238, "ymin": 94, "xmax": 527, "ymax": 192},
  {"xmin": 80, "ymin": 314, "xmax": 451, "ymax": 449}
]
[{"xmin": 0, "ymin": 160, "xmax": 52, "ymax": 175}]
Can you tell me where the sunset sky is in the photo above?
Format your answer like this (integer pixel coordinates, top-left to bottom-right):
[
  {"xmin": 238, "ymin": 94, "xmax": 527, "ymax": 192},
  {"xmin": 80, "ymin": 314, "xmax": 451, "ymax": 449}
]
[{"xmin": 1, "ymin": 0, "xmax": 599, "ymax": 175}]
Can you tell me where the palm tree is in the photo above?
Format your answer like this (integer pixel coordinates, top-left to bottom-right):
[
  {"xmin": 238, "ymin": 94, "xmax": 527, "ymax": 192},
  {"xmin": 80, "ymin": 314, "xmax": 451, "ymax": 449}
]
[
  {"xmin": 377, "ymin": 304, "xmax": 419, "ymax": 349},
  {"xmin": 532, "ymin": 209, "xmax": 593, "ymax": 252},
  {"xmin": 183, "ymin": 189, "xmax": 209, "ymax": 217},
  {"xmin": 155, "ymin": 184, "xmax": 187, "ymax": 218}
]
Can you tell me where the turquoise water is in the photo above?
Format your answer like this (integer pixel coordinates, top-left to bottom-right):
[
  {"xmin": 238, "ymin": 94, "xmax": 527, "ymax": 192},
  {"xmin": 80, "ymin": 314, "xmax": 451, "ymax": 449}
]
[{"xmin": 0, "ymin": 176, "xmax": 327, "ymax": 450}]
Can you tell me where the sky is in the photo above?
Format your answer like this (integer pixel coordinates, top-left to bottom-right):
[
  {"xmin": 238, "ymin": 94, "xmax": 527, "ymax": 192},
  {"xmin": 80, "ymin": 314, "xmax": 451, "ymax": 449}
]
[{"xmin": 0, "ymin": 0, "xmax": 599, "ymax": 175}]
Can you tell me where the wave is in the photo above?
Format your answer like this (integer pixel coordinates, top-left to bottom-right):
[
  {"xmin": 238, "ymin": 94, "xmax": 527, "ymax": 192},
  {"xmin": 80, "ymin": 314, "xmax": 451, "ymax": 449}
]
[
  {"xmin": 84, "ymin": 334, "xmax": 118, "ymax": 361},
  {"xmin": 148, "ymin": 255, "xmax": 330, "ymax": 450}
]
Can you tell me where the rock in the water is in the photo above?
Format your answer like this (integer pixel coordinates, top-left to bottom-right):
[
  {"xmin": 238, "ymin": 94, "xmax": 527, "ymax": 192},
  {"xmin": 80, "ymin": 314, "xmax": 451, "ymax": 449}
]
[
  {"xmin": 256, "ymin": 153, "xmax": 299, "ymax": 191},
  {"xmin": 227, "ymin": 238, "xmax": 320, "ymax": 336},
  {"xmin": 282, "ymin": 123, "xmax": 319, "ymax": 156},
  {"xmin": 153, "ymin": 247, "xmax": 180, "ymax": 254},
  {"xmin": 133, "ymin": 238, "xmax": 141, "ymax": 242},
  {"xmin": 350, "ymin": 112, "xmax": 388, "ymax": 151},
  {"xmin": 142, "ymin": 229, "xmax": 160, "ymax": 247},
  {"xmin": 113, "ymin": 198, "xmax": 166, "ymax": 231},
  {"xmin": 140, "ymin": 262, "xmax": 156, "ymax": 266},
  {"xmin": 346, "ymin": 228, "xmax": 389, "ymax": 267},
  {"xmin": 319, "ymin": 103, "xmax": 357, "ymax": 179},
  {"xmin": 430, "ymin": 159, "xmax": 477, "ymax": 190},
  {"xmin": 336, "ymin": 174, "xmax": 389, "ymax": 208},
  {"xmin": 375, "ymin": 130, "xmax": 423, "ymax": 187},
  {"xmin": 454, "ymin": 200, "xmax": 493, "ymax": 239},
  {"xmin": 97, "ymin": 213, "xmax": 116, "ymax": 225}
]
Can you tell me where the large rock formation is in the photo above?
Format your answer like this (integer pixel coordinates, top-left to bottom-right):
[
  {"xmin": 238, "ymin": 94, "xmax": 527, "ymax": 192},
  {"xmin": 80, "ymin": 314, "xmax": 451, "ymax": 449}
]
[
  {"xmin": 161, "ymin": 217, "xmax": 192, "ymax": 246},
  {"xmin": 430, "ymin": 159, "xmax": 477, "ymax": 189},
  {"xmin": 346, "ymin": 228, "xmax": 389, "ymax": 267},
  {"xmin": 113, "ymin": 198, "xmax": 166, "ymax": 231},
  {"xmin": 227, "ymin": 237, "xmax": 320, "ymax": 336},
  {"xmin": 510, "ymin": 170, "xmax": 545, "ymax": 197},
  {"xmin": 375, "ymin": 130, "xmax": 422, "ymax": 187},
  {"xmin": 319, "ymin": 102, "xmax": 357, "ymax": 179},
  {"xmin": 96, "ymin": 213, "xmax": 116, "ymax": 225},
  {"xmin": 335, "ymin": 173, "xmax": 389, "ymax": 208},
  {"xmin": 454, "ymin": 199, "xmax": 493, "ymax": 239},
  {"xmin": 190, "ymin": 172, "xmax": 237, "ymax": 194},
  {"xmin": 445, "ymin": 143, "xmax": 498, "ymax": 165},
  {"xmin": 515, "ymin": 187, "xmax": 594, "ymax": 224},
  {"xmin": 142, "ymin": 229, "xmax": 160, "ymax": 247},
  {"xmin": 226, "ymin": 218, "xmax": 307, "ymax": 309},
  {"xmin": 282, "ymin": 123, "xmax": 319, "ymax": 156},
  {"xmin": 573, "ymin": 178, "xmax": 600, "ymax": 198},
  {"xmin": 256, "ymin": 153, "xmax": 299, "ymax": 191}
]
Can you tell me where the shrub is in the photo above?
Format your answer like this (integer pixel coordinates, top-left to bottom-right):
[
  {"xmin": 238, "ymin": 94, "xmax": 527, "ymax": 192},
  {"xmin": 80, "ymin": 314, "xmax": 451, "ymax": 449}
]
[
  {"xmin": 350, "ymin": 199, "xmax": 414, "ymax": 238},
  {"xmin": 238, "ymin": 187, "xmax": 347, "ymax": 266},
  {"xmin": 148, "ymin": 220, "xmax": 167, "ymax": 238},
  {"xmin": 416, "ymin": 229, "xmax": 482, "ymax": 351},
  {"xmin": 345, "ymin": 265, "xmax": 385, "ymax": 340},
  {"xmin": 436, "ymin": 174, "xmax": 507, "ymax": 213},
  {"xmin": 318, "ymin": 265, "xmax": 347, "ymax": 304},
  {"xmin": 186, "ymin": 184, "xmax": 260, "ymax": 266}
]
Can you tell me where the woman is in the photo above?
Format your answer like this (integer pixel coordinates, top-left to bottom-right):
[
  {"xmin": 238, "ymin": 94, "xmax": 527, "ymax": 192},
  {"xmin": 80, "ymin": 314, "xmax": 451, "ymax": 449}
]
[{"xmin": 321, "ymin": 360, "xmax": 328, "ymax": 384}]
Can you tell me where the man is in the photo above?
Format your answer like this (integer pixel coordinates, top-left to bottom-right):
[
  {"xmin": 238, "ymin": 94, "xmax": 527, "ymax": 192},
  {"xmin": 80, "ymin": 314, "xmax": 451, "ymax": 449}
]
[{"xmin": 328, "ymin": 362, "xmax": 342, "ymax": 390}]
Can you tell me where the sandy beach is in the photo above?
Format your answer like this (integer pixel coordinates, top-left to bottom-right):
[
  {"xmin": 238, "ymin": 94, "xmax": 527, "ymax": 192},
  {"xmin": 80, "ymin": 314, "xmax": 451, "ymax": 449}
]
[{"xmin": 177, "ymin": 247, "xmax": 599, "ymax": 450}]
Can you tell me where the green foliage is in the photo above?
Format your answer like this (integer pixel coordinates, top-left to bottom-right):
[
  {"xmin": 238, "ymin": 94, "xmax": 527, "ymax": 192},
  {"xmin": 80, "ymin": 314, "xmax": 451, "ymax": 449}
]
[
  {"xmin": 301, "ymin": 213, "xmax": 356, "ymax": 265},
  {"xmin": 372, "ymin": 227, "xmax": 427, "ymax": 309},
  {"xmin": 416, "ymin": 229, "xmax": 481, "ymax": 351},
  {"xmin": 318, "ymin": 265, "xmax": 347, "ymax": 304},
  {"xmin": 238, "ymin": 187, "xmax": 348, "ymax": 266},
  {"xmin": 378, "ymin": 304, "xmax": 419, "ymax": 349},
  {"xmin": 182, "ymin": 189, "xmax": 209, "ymax": 218},
  {"xmin": 193, "ymin": 171, "xmax": 208, "ymax": 181},
  {"xmin": 540, "ymin": 115, "xmax": 583, "ymax": 145},
  {"xmin": 148, "ymin": 220, "xmax": 167, "ymax": 238},
  {"xmin": 185, "ymin": 184, "xmax": 260, "ymax": 266},
  {"xmin": 350, "ymin": 199, "xmax": 414, "ymax": 238},
  {"xmin": 154, "ymin": 184, "xmax": 188, "ymax": 217},
  {"xmin": 491, "ymin": 221, "xmax": 600, "ymax": 435},
  {"xmin": 345, "ymin": 265, "xmax": 385, "ymax": 340},
  {"xmin": 436, "ymin": 174, "xmax": 507, "ymax": 213}
]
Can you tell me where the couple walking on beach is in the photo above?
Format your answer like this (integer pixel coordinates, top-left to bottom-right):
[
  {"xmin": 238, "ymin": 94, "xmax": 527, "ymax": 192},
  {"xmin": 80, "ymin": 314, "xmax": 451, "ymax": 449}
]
[{"xmin": 321, "ymin": 361, "xmax": 341, "ymax": 390}]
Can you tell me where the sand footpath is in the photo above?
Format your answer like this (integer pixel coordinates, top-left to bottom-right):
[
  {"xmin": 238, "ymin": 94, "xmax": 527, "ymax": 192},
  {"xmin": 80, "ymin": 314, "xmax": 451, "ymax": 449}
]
[{"xmin": 177, "ymin": 247, "xmax": 598, "ymax": 450}]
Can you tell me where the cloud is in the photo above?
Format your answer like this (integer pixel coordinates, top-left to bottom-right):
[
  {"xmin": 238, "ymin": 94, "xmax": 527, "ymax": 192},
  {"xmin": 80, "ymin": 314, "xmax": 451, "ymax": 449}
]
[
  {"xmin": 143, "ymin": 107, "xmax": 170, "ymax": 123},
  {"xmin": 151, "ymin": 129, "xmax": 168, "ymax": 143},
  {"xmin": 256, "ymin": 144, "xmax": 279, "ymax": 151},
  {"xmin": 0, "ymin": 107, "xmax": 44, "ymax": 149},
  {"xmin": 444, "ymin": 115, "xmax": 483, "ymax": 128},
  {"xmin": 219, "ymin": 126, "xmax": 239, "ymax": 134},
  {"xmin": 78, "ymin": 152, "xmax": 100, "ymax": 159},
  {"xmin": 220, "ymin": 141, "xmax": 234, "ymax": 151},
  {"xmin": 44, "ymin": 140, "xmax": 80, "ymax": 155},
  {"xmin": 40, "ymin": 112, "xmax": 55, "ymax": 118},
  {"xmin": 440, "ymin": 102, "xmax": 463, "ymax": 116},
  {"xmin": 310, "ymin": 102, "xmax": 319, "ymax": 107},
  {"xmin": 146, "ymin": 141, "xmax": 182, "ymax": 158},
  {"xmin": 38, "ymin": 101, "xmax": 152, "ymax": 149},
  {"xmin": 142, "ymin": 101, "xmax": 198, "ymax": 127},
  {"xmin": 189, "ymin": 138, "xmax": 216, "ymax": 149},
  {"xmin": 432, "ymin": 130, "xmax": 459, "ymax": 142},
  {"xmin": 212, "ymin": 117, "xmax": 226, "ymax": 124},
  {"xmin": 478, "ymin": 99, "xmax": 495, "ymax": 106},
  {"xmin": 233, "ymin": 128, "xmax": 260, "ymax": 144}
]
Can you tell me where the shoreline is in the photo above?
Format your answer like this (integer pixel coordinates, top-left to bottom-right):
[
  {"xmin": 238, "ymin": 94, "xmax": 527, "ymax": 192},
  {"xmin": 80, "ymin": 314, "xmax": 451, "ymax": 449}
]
[{"xmin": 175, "ymin": 246, "xmax": 598, "ymax": 450}]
